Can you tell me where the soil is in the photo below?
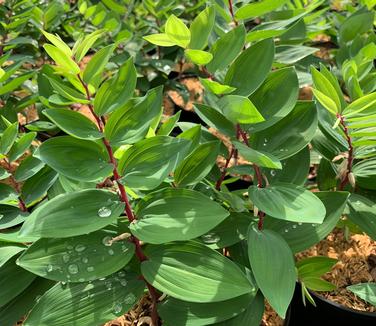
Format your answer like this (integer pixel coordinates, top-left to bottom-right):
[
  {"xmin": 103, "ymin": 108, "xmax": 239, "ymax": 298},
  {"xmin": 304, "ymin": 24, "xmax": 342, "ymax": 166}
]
[{"xmin": 296, "ymin": 228, "xmax": 376, "ymax": 313}]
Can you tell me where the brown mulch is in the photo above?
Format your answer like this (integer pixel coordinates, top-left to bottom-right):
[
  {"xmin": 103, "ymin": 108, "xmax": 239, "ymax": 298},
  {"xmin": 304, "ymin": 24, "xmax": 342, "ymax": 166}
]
[
  {"xmin": 104, "ymin": 295, "xmax": 153, "ymax": 326},
  {"xmin": 296, "ymin": 228, "xmax": 376, "ymax": 312}
]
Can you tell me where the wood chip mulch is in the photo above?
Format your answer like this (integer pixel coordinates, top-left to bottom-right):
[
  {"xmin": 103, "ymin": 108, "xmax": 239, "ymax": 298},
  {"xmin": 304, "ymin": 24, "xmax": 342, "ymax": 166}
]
[{"xmin": 297, "ymin": 228, "xmax": 376, "ymax": 313}]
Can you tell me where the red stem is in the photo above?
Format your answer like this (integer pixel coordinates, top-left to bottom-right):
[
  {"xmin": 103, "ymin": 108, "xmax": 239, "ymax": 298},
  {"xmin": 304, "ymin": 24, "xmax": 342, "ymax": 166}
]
[
  {"xmin": 77, "ymin": 74, "xmax": 159, "ymax": 325},
  {"xmin": 228, "ymin": 0, "xmax": 238, "ymax": 25},
  {"xmin": 215, "ymin": 147, "xmax": 235, "ymax": 190},
  {"xmin": 337, "ymin": 114, "xmax": 354, "ymax": 191},
  {"xmin": 237, "ymin": 126, "xmax": 265, "ymax": 229}
]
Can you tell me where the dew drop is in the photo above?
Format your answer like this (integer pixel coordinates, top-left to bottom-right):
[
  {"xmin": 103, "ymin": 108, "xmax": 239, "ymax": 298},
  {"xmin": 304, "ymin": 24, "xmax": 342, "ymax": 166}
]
[
  {"xmin": 124, "ymin": 293, "xmax": 136, "ymax": 305},
  {"xmin": 105, "ymin": 281, "xmax": 112, "ymax": 290},
  {"xmin": 46, "ymin": 264, "xmax": 53, "ymax": 272},
  {"xmin": 87, "ymin": 266, "xmax": 95, "ymax": 272},
  {"xmin": 120, "ymin": 279, "xmax": 128, "ymax": 287},
  {"xmin": 113, "ymin": 302, "xmax": 123, "ymax": 314},
  {"xmin": 75, "ymin": 244, "xmax": 86, "ymax": 253},
  {"xmin": 98, "ymin": 206, "xmax": 112, "ymax": 218},
  {"xmin": 78, "ymin": 278, "xmax": 85, "ymax": 282},
  {"xmin": 68, "ymin": 264, "xmax": 79, "ymax": 274},
  {"xmin": 108, "ymin": 249, "xmax": 115, "ymax": 256},
  {"xmin": 67, "ymin": 245, "xmax": 73, "ymax": 250},
  {"xmin": 270, "ymin": 170, "xmax": 276, "ymax": 176},
  {"xmin": 284, "ymin": 229, "xmax": 289, "ymax": 233},
  {"xmin": 311, "ymin": 224, "xmax": 316, "ymax": 227},
  {"xmin": 298, "ymin": 222, "xmax": 303, "ymax": 226},
  {"xmin": 118, "ymin": 271, "xmax": 126, "ymax": 277},
  {"xmin": 62, "ymin": 253, "xmax": 70, "ymax": 263},
  {"xmin": 82, "ymin": 257, "xmax": 89, "ymax": 264},
  {"xmin": 200, "ymin": 233, "xmax": 220, "ymax": 244},
  {"xmin": 102, "ymin": 236, "xmax": 112, "ymax": 246},
  {"xmin": 292, "ymin": 224, "xmax": 297, "ymax": 229}
]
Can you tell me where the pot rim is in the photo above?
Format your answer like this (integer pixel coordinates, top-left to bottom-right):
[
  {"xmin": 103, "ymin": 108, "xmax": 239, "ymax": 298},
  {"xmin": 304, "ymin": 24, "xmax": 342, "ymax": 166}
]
[{"xmin": 309, "ymin": 288, "xmax": 376, "ymax": 317}]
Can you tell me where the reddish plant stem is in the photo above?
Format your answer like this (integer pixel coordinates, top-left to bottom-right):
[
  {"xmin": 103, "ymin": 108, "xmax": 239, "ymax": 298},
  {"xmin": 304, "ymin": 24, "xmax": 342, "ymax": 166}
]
[
  {"xmin": 337, "ymin": 114, "xmax": 354, "ymax": 191},
  {"xmin": 237, "ymin": 126, "xmax": 265, "ymax": 229},
  {"xmin": 227, "ymin": 0, "xmax": 238, "ymax": 25},
  {"xmin": 215, "ymin": 147, "xmax": 235, "ymax": 190},
  {"xmin": 77, "ymin": 74, "xmax": 159, "ymax": 326},
  {"xmin": 238, "ymin": 127, "xmax": 263, "ymax": 188}
]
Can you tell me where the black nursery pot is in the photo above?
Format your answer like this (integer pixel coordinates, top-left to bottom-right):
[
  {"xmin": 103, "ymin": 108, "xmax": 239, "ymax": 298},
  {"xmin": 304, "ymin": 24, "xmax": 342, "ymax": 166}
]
[{"xmin": 285, "ymin": 283, "xmax": 376, "ymax": 326}]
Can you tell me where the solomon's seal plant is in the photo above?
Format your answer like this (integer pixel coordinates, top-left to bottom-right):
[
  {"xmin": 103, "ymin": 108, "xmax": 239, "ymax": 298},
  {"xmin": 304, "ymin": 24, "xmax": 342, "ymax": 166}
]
[{"xmin": 0, "ymin": 1, "xmax": 375, "ymax": 326}]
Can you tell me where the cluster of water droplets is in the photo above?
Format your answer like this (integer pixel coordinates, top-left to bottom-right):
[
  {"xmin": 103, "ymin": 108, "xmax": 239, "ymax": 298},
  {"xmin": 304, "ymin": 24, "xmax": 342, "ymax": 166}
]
[
  {"xmin": 200, "ymin": 232, "xmax": 220, "ymax": 244},
  {"xmin": 283, "ymin": 222, "xmax": 318, "ymax": 233}
]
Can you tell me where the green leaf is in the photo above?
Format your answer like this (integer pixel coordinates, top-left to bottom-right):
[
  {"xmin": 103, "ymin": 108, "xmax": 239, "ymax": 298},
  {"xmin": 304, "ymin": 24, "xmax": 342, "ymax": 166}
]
[
  {"xmin": 297, "ymin": 256, "xmax": 337, "ymax": 280},
  {"xmin": 347, "ymin": 283, "xmax": 376, "ymax": 306},
  {"xmin": 250, "ymin": 101, "xmax": 318, "ymax": 160},
  {"xmin": 275, "ymin": 45, "xmax": 317, "ymax": 64},
  {"xmin": 234, "ymin": 141, "xmax": 282, "ymax": 169},
  {"xmin": 303, "ymin": 277, "xmax": 336, "ymax": 291},
  {"xmin": 165, "ymin": 15, "xmax": 191, "ymax": 48},
  {"xmin": 0, "ymin": 72, "xmax": 34, "ymax": 96},
  {"xmin": 159, "ymin": 293, "xmax": 256, "ymax": 326},
  {"xmin": 194, "ymin": 104, "xmax": 235, "ymax": 137},
  {"xmin": 131, "ymin": 188, "xmax": 229, "ymax": 244},
  {"xmin": 7, "ymin": 132, "xmax": 36, "ymax": 162},
  {"xmin": 94, "ymin": 57, "xmax": 137, "ymax": 115},
  {"xmin": 347, "ymin": 194, "xmax": 376, "ymax": 240},
  {"xmin": 343, "ymin": 92, "xmax": 376, "ymax": 118},
  {"xmin": 0, "ymin": 278, "xmax": 53, "ymax": 326},
  {"xmin": 248, "ymin": 183, "xmax": 326, "ymax": 223},
  {"xmin": 200, "ymin": 78, "xmax": 236, "ymax": 95},
  {"xmin": 248, "ymin": 225, "xmax": 296, "ymax": 318},
  {"xmin": 0, "ymin": 122, "xmax": 18, "ymax": 155},
  {"xmin": 312, "ymin": 89, "xmax": 338, "ymax": 116},
  {"xmin": 263, "ymin": 191, "xmax": 349, "ymax": 253},
  {"xmin": 83, "ymin": 44, "xmax": 115, "ymax": 85},
  {"xmin": 0, "ymin": 167, "xmax": 10, "ymax": 180},
  {"xmin": 157, "ymin": 111, "xmax": 181, "ymax": 136},
  {"xmin": 35, "ymin": 136, "xmax": 113, "ymax": 182},
  {"xmin": 207, "ymin": 25, "xmax": 246, "ymax": 73},
  {"xmin": 189, "ymin": 6, "xmax": 215, "ymax": 50},
  {"xmin": 263, "ymin": 146, "xmax": 310, "ymax": 186},
  {"xmin": 235, "ymin": 0, "xmax": 289, "ymax": 20},
  {"xmin": 141, "ymin": 241, "xmax": 254, "ymax": 302},
  {"xmin": 339, "ymin": 10, "xmax": 374, "ymax": 44},
  {"xmin": 43, "ymin": 109, "xmax": 102, "ymax": 140},
  {"xmin": 43, "ymin": 44, "xmax": 80, "ymax": 75},
  {"xmin": 353, "ymin": 158, "xmax": 376, "ymax": 190},
  {"xmin": 24, "ymin": 272, "xmax": 145, "ymax": 326},
  {"xmin": 174, "ymin": 141, "xmax": 220, "ymax": 186},
  {"xmin": 216, "ymin": 292, "xmax": 264, "ymax": 326},
  {"xmin": 143, "ymin": 33, "xmax": 177, "ymax": 47},
  {"xmin": 0, "ymin": 228, "xmax": 38, "ymax": 244},
  {"xmin": 105, "ymin": 86, "xmax": 163, "ymax": 145},
  {"xmin": 0, "ymin": 205, "xmax": 28, "ymax": 229},
  {"xmin": 42, "ymin": 30, "xmax": 72, "ymax": 57},
  {"xmin": 73, "ymin": 30, "xmax": 106, "ymax": 62},
  {"xmin": 19, "ymin": 189, "xmax": 124, "ymax": 238},
  {"xmin": 17, "ymin": 229, "xmax": 134, "ymax": 282},
  {"xmin": 218, "ymin": 95, "xmax": 264, "ymax": 124},
  {"xmin": 185, "ymin": 49, "xmax": 213, "ymax": 65},
  {"xmin": 118, "ymin": 136, "xmax": 191, "ymax": 190},
  {"xmin": 244, "ymin": 67, "xmax": 299, "ymax": 133},
  {"xmin": 0, "ymin": 256, "xmax": 36, "ymax": 307},
  {"xmin": 199, "ymin": 212, "xmax": 252, "ymax": 249},
  {"xmin": 47, "ymin": 77, "xmax": 89, "ymax": 104},
  {"xmin": 0, "ymin": 245, "xmax": 25, "ymax": 268},
  {"xmin": 224, "ymin": 38, "xmax": 274, "ymax": 97},
  {"xmin": 21, "ymin": 166, "xmax": 58, "ymax": 204},
  {"xmin": 0, "ymin": 183, "xmax": 18, "ymax": 204},
  {"xmin": 14, "ymin": 156, "xmax": 44, "ymax": 182}
]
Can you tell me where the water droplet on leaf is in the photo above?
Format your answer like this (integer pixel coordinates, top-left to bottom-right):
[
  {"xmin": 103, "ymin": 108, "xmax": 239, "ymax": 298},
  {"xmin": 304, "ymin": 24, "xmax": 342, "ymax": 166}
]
[
  {"xmin": 75, "ymin": 244, "xmax": 86, "ymax": 253},
  {"xmin": 98, "ymin": 207, "xmax": 112, "ymax": 218},
  {"xmin": 68, "ymin": 264, "xmax": 79, "ymax": 274}
]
